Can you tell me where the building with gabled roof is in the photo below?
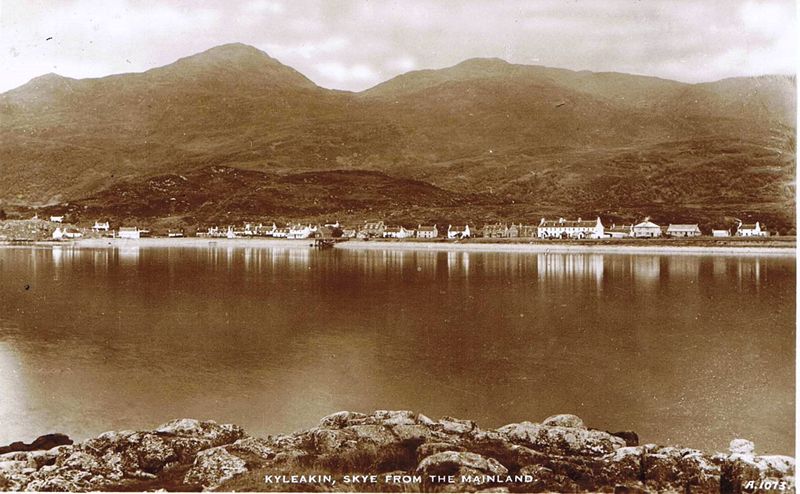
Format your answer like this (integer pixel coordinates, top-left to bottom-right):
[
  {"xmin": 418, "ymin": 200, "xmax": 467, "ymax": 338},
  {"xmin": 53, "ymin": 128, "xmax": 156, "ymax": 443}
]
[
  {"xmin": 633, "ymin": 219, "xmax": 662, "ymax": 238},
  {"xmin": 416, "ymin": 225, "xmax": 438, "ymax": 239},
  {"xmin": 537, "ymin": 217, "xmax": 604, "ymax": 239},
  {"xmin": 447, "ymin": 225, "xmax": 471, "ymax": 239},
  {"xmin": 666, "ymin": 224, "xmax": 702, "ymax": 237},
  {"xmin": 735, "ymin": 221, "xmax": 768, "ymax": 237}
]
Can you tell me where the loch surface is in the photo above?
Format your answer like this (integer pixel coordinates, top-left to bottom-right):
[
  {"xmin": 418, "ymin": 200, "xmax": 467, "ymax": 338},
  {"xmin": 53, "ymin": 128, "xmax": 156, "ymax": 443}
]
[{"xmin": 0, "ymin": 245, "xmax": 794, "ymax": 454}]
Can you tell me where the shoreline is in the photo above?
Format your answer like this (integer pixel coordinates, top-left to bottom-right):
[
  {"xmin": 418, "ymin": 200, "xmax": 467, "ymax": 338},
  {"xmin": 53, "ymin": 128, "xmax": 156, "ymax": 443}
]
[
  {"xmin": 0, "ymin": 236, "xmax": 794, "ymax": 256},
  {"xmin": 0, "ymin": 411, "xmax": 794, "ymax": 492}
]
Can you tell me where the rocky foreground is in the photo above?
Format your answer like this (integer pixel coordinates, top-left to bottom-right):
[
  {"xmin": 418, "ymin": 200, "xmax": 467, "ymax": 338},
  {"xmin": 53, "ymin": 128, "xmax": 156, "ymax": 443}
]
[{"xmin": 0, "ymin": 411, "xmax": 794, "ymax": 493}]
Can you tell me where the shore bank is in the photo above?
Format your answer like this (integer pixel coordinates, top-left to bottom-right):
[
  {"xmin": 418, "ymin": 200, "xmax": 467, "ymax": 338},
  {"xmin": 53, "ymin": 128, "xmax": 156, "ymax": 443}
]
[
  {"xmin": 0, "ymin": 411, "xmax": 793, "ymax": 492},
  {"xmin": 1, "ymin": 236, "xmax": 795, "ymax": 256}
]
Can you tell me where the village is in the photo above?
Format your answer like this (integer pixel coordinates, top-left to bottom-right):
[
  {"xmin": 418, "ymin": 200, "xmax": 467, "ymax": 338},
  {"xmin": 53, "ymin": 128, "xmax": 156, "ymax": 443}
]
[{"xmin": 41, "ymin": 215, "xmax": 772, "ymax": 242}]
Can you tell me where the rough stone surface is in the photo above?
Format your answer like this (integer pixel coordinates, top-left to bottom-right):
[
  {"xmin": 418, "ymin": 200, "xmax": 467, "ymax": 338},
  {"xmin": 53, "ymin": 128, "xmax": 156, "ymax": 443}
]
[
  {"xmin": 0, "ymin": 412, "xmax": 794, "ymax": 493},
  {"xmin": 543, "ymin": 414, "xmax": 586, "ymax": 430}
]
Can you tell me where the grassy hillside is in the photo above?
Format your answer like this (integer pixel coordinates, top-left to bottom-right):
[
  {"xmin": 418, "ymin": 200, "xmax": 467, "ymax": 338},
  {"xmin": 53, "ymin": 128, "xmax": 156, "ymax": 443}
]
[{"xmin": 1, "ymin": 44, "xmax": 794, "ymax": 229}]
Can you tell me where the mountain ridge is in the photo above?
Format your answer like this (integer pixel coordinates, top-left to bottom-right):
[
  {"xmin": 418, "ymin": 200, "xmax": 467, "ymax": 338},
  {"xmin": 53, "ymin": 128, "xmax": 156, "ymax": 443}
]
[{"xmin": 1, "ymin": 42, "xmax": 795, "ymax": 229}]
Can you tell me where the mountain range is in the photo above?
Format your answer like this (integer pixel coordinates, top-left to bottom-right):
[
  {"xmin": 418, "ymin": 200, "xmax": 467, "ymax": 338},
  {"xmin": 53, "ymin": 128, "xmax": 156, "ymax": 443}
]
[{"xmin": 0, "ymin": 43, "xmax": 795, "ymax": 230}]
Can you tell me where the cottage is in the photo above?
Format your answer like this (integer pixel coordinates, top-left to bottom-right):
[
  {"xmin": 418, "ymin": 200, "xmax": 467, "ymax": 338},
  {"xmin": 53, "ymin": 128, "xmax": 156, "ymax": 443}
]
[
  {"xmin": 383, "ymin": 226, "xmax": 415, "ymax": 239},
  {"xmin": 118, "ymin": 227, "xmax": 145, "ymax": 239},
  {"xmin": 63, "ymin": 227, "xmax": 83, "ymax": 239},
  {"xmin": 49, "ymin": 216, "xmax": 64, "ymax": 223},
  {"xmin": 341, "ymin": 228, "xmax": 358, "ymax": 239},
  {"xmin": 288, "ymin": 224, "xmax": 316, "ymax": 239},
  {"xmin": 735, "ymin": 221, "xmax": 768, "ymax": 237},
  {"xmin": 666, "ymin": 224, "xmax": 702, "ymax": 237},
  {"xmin": 273, "ymin": 227, "xmax": 290, "ymax": 238},
  {"xmin": 518, "ymin": 225, "xmax": 537, "ymax": 238},
  {"xmin": 712, "ymin": 229, "xmax": 731, "ymax": 237},
  {"xmin": 359, "ymin": 220, "xmax": 385, "ymax": 238},
  {"xmin": 482, "ymin": 223, "xmax": 508, "ymax": 238},
  {"xmin": 507, "ymin": 224, "xmax": 520, "ymax": 238},
  {"xmin": 92, "ymin": 221, "xmax": 110, "ymax": 232},
  {"xmin": 606, "ymin": 224, "xmax": 633, "ymax": 239},
  {"xmin": 447, "ymin": 225, "xmax": 471, "ymax": 239},
  {"xmin": 416, "ymin": 225, "xmax": 438, "ymax": 239},
  {"xmin": 167, "ymin": 229, "xmax": 185, "ymax": 238},
  {"xmin": 537, "ymin": 217, "xmax": 604, "ymax": 239},
  {"xmin": 52, "ymin": 227, "xmax": 64, "ymax": 240},
  {"xmin": 632, "ymin": 219, "xmax": 662, "ymax": 238}
]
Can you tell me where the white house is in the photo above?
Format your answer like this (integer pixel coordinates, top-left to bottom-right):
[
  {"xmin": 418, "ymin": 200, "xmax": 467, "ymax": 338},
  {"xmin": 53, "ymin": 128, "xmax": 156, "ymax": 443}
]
[
  {"xmin": 383, "ymin": 226, "xmax": 415, "ymax": 239},
  {"xmin": 666, "ymin": 224, "xmax": 702, "ymax": 237},
  {"xmin": 537, "ymin": 217, "xmax": 604, "ymax": 239},
  {"xmin": 736, "ymin": 221, "xmax": 768, "ymax": 237},
  {"xmin": 273, "ymin": 227, "xmax": 289, "ymax": 238},
  {"xmin": 118, "ymin": 227, "xmax": 143, "ymax": 239},
  {"xmin": 63, "ymin": 227, "xmax": 82, "ymax": 239},
  {"xmin": 92, "ymin": 221, "xmax": 110, "ymax": 232},
  {"xmin": 632, "ymin": 219, "xmax": 662, "ymax": 238},
  {"xmin": 50, "ymin": 216, "xmax": 64, "ymax": 223},
  {"xmin": 606, "ymin": 224, "xmax": 633, "ymax": 239},
  {"xmin": 712, "ymin": 229, "xmax": 731, "ymax": 237},
  {"xmin": 416, "ymin": 225, "xmax": 438, "ymax": 239},
  {"xmin": 52, "ymin": 227, "xmax": 64, "ymax": 240},
  {"xmin": 287, "ymin": 224, "xmax": 316, "ymax": 239},
  {"xmin": 447, "ymin": 225, "xmax": 471, "ymax": 239}
]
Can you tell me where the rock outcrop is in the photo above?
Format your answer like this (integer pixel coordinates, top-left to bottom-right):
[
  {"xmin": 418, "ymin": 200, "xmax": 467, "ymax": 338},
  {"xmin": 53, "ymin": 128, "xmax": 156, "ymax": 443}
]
[{"xmin": 0, "ymin": 412, "xmax": 794, "ymax": 492}]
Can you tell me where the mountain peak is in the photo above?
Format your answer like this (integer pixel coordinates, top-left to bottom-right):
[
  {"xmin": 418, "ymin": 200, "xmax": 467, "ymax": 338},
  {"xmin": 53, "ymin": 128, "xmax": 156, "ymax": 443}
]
[{"xmin": 147, "ymin": 42, "xmax": 319, "ymax": 89}]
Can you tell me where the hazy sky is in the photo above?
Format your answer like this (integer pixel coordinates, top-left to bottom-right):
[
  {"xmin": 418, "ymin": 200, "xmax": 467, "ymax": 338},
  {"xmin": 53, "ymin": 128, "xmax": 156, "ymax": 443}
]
[{"xmin": 1, "ymin": 0, "xmax": 796, "ymax": 93}]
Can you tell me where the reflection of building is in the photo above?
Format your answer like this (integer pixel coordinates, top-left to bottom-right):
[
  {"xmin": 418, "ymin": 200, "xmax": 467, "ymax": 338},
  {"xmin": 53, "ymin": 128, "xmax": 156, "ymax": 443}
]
[
  {"xmin": 537, "ymin": 253, "xmax": 604, "ymax": 285},
  {"xmin": 667, "ymin": 256, "xmax": 701, "ymax": 279},
  {"xmin": 538, "ymin": 218, "xmax": 604, "ymax": 239},
  {"xmin": 666, "ymin": 224, "xmax": 702, "ymax": 237}
]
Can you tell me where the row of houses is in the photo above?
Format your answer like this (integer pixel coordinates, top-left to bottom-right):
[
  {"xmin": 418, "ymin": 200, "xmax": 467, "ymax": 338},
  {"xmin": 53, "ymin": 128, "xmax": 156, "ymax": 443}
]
[{"xmin": 54, "ymin": 217, "xmax": 771, "ymax": 241}]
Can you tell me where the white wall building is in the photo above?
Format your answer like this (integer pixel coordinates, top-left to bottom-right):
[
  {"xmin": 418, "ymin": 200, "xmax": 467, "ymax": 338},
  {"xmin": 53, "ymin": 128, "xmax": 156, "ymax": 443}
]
[
  {"xmin": 383, "ymin": 226, "xmax": 415, "ymax": 239},
  {"xmin": 287, "ymin": 225, "xmax": 316, "ymax": 239},
  {"xmin": 632, "ymin": 220, "xmax": 662, "ymax": 238},
  {"xmin": 666, "ymin": 224, "xmax": 702, "ymax": 237},
  {"xmin": 447, "ymin": 225, "xmax": 471, "ymax": 239},
  {"xmin": 92, "ymin": 221, "xmax": 110, "ymax": 232},
  {"xmin": 416, "ymin": 225, "xmax": 438, "ymax": 239},
  {"xmin": 537, "ymin": 217, "xmax": 604, "ymax": 239},
  {"xmin": 736, "ymin": 221, "xmax": 768, "ymax": 237},
  {"xmin": 118, "ymin": 227, "xmax": 142, "ymax": 239}
]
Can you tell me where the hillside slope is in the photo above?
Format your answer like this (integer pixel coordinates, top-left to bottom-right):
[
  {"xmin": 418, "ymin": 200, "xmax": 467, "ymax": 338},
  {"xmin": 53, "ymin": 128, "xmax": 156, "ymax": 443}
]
[{"xmin": 1, "ymin": 44, "xmax": 795, "ymax": 227}]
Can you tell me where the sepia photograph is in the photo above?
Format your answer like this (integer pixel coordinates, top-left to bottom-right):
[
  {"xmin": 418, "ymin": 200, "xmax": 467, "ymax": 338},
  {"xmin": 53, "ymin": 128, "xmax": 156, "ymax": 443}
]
[{"xmin": 0, "ymin": 0, "xmax": 796, "ymax": 492}]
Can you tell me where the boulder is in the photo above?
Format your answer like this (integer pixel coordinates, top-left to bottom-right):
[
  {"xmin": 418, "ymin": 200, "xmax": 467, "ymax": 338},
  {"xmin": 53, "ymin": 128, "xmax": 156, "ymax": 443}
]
[
  {"xmin": 184, "ymin": 446, "xmax": 248, "ymax": 490},
  {"xmin": 729, "ymin": 438, "xmax": 755, "ymax": 455},
  {"xmin": 543, "ymin": 414, "xmax": 586, "ymax": 429},
  {"xmin": 417, "ymin": 451, "xmax": 508, "ymax": 476},
  {"xmin": 498, "ymin": 421, "xmax": 626, "ymax": 456},
  {"xmin": 0, "ymin": 433, "xmax": 73, "ymax": 454}
]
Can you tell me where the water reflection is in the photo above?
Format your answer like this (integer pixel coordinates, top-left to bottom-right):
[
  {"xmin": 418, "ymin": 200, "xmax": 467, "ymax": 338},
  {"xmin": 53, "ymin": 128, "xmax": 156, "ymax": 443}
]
[{"xmin": 0, "ymin": 246, "xmax": 794, "ymax": 457}]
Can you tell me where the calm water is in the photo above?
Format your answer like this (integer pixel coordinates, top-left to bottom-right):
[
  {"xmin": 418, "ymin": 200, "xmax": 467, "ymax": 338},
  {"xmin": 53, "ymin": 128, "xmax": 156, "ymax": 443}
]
[{"xmin": 0, "ymin": 246, "xmax": 794, "ymax": 455}]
